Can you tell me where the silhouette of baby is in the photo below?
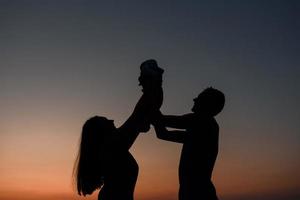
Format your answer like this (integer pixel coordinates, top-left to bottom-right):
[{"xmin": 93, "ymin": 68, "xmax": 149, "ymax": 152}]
[
  {"xmin": 134, "ymin": 59, "xmax": 164, "ymax": 132},
  {"xmin": 153, "ymin": 87, "xmax": 225, "ymax": 200},
  {"xmin": 139, "ymin": 59, "xmax": 164, "ymax": 91}
]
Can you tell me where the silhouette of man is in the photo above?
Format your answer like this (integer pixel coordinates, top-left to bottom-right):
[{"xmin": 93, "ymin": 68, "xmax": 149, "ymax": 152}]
[{"xmin": 153, "ymin": 87, "xmax": 225, "ymax": 200}]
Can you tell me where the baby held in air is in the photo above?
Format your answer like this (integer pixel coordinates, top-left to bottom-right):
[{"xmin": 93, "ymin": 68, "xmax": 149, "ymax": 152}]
[{"xmin": 132, "ymin": 59, "xmax": 164, "ymax": 132}]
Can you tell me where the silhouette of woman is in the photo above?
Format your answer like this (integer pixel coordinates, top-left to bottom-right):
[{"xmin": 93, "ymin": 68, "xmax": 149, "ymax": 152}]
[{"xmin": 74, "ymin": 59, "xmax": 163, "ymax": 200}]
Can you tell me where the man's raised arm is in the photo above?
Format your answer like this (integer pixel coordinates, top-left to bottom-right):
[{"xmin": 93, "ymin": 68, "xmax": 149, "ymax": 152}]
[{"xmin": 161, "ymin": 113, "xmax": 192, "ymax": 129}]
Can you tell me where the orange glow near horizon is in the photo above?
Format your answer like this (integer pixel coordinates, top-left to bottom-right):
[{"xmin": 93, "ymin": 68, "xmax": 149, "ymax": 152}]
[
  {"xmin": 1, "ymin": 122, "xmax": 299, "ymax": 200},
  {"xmin": 1, "ymin": 108, "xmax": 300, "ymax": 200}
]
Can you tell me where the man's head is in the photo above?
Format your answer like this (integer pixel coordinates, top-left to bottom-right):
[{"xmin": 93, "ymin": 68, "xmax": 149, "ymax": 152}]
[{"xmin": 191, "ymin": 87, "xmax": 225, "ymax": 117}]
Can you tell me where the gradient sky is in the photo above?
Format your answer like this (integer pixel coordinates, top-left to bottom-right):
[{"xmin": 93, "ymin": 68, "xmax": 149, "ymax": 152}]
[{"xmin": 1, "ymin": 1, "xmax": 300, "ymax": 200}]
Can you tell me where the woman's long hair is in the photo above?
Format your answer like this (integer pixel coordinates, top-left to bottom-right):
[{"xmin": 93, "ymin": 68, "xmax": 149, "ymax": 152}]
[{"xmin": 74, "ymin": 116, "xmax": 113, "ymax": 196}]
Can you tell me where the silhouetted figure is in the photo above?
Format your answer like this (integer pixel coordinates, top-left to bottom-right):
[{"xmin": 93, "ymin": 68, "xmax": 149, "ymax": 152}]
[
  {"xmin": 75, "ymin": 116, "xmax": 140, "ymax": 200},
  {"xmin": 135, "ymin": 59, "xmax": 164, "ymax": 130},
  {"xmin": 153, "ymin": 87, "xmax": 225, "ymax": 200},
  {"xmin": 74, "ymin": 59, "xmax": 164, "ymax": 200}
]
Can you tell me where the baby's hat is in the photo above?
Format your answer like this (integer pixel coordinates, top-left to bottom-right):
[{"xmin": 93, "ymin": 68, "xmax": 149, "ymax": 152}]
[{"xmin": 140, "ymin": 59, "xmax": 164, "ymax": 77}]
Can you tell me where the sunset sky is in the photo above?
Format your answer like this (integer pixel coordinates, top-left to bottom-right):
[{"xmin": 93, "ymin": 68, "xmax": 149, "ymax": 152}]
[{"xmin": 1, "ymin": 1, "xmax": 299, "ymax": 200}]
